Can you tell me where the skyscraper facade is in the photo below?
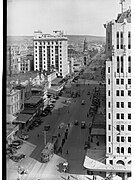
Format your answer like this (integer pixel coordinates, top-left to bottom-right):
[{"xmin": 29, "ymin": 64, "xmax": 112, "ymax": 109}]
[
  {"xmin": 33, "ymin": 30, "xmax": 68, "ymax": 78},
  {"xmin": 105, "ymin": 1, "xmax": 131, "ymax": 179}
]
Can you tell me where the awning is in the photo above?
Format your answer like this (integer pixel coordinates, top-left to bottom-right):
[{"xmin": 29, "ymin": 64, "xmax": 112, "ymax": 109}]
[
  {"xmin": 91, "ymin": 128, "xmax": 106, "ymax": 136},
  {"xmin": 15, "ymin": 113, "xmax": 33, "ymax": 123},
  {"xmin": 84, "ymin": 156, "xmax": 131, "ymax": 173}
]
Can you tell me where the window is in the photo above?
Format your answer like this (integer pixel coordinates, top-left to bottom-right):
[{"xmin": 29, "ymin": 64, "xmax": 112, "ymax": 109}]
[
  {"xmin": 109, "ymin": 160, "xmax": 113, "ymax": 165},
  {"xmin": 116, "ymin": 102, "xmax": 120, "ymax": 108},
  {"xmin": 108, "ymin": 102, "xmax": 110, "ymax": 108},
  {"xmin": 117, "ymin": 147, "xmax": 120, "ymax": 153},
  {"xmin": 128, "ymin": 102, "xmax": 131, "ymax": 108},
  {"xmin": 109, "ymin": 147, "xmax": 111, "ymax": 153},
  {"xmin": 128, "ymin": 147, "xmax": 131, "ymax": 153},
  {"xmin": 108, "ymin": 113, "xmax": 111, "ymax": 119},
  {"xmin": 117, "ymin": 125, "xmax": 120, "ymax": 131},
  {"xmin": 128, "ymin": 90, "xmax": 131, "ymax": 96},
  {"xmin": 128, "ymin": 79, "xmax": 131, "ymax": 85},
  {"xmin": 128, "ymin": 114, "xmax": 131, "ymax": 120},
  {"xmin": 121, "ymin": 90, "xmax": 124, "ymax": 96},
  {"xmin": 108, "ymin": 67, "xmax": 110, "ymax": 73},
  {"xmin": 117, "ymin": 136, "xmax": 120, "ymax": 142},
  {"xmin": 121, "ymin": 137, "xmax": 125, "ymax": 142},
  {"xmin": 121, "ymin": 125, "xmax": 124, "ymax": 131},
  {"xmin": 121, "ymin": 147, "xmax": 124, "ymax": 154},
  {"xmin": 109, "ymin": 136, "xmax": 111, "ymax": 142},
  {"xmin": 121, "ymin": 79, "xmax": 124, "ymax": 85},
  {"xmin": 117, "ymin": 56, "xmax": 120, "ymax": 73},
  {"xmin": 116, "ymin": 90, "xmax": 119, "ymax": 96},
  {"xmin": 121, "ymin": 113, "xmax": 124, "ymax": 119},
  {"xmin": 121, "ymin": 56, "xmax": 124, "ymax": 73},
  {"xmin": 121, "ymin": 102, "xmax": 124, "ymax": 108},
  {"xmin": 108, "ymin": 90, "xmax": 110, "ymax": 96},
  {"xmin": 60, "ymin": 61, "xmax": 62, "ymax": 64},
  {"xmin": 116, "ymin": 79, "xmax": 119, "ymax": 85},
  {"xmin": 116, "ymin": 113, "xmax": 120, "ymax": 119},
  {"xmin": 120, "ymin": 32, "xmax": 123, "ymax": 49},
  {"xmin": 128, "ymin": 137, "xmax": 131, "ymax": 142},
  {"xmin": 108, "ymin": 125, "xmax": 111, "ymax": 130},
  {"xmin": 128, "ymin": 125, "xmax": 131, "ymax": 131},
  {"xmin": 116, "ymin": 32, "xmax": 119, "ymax": 49},
  {"xmin": 128, "ymin": 56, "xmax": 131, "ymax": 73},
  {"xmin": 128, "ymin": 32, "xmax": 131, "ymax": 49}
]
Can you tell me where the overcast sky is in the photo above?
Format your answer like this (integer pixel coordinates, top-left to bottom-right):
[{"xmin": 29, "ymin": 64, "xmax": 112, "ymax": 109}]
[{"xmin": 7, "ymin": 0, "xmax": 128, "ymax": 36}]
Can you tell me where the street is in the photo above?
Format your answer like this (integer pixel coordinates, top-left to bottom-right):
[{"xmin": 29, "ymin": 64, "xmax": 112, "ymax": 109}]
[{"xmin": 7, "ymin": 54, "xmax": 106, "ymax": 180}]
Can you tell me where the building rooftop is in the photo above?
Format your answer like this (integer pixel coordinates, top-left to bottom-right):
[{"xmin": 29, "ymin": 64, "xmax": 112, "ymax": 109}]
[
  {"xmin": 51, "ymin": 78, "xmax": 63, "ymax": 85},
  {"xmin": 16, "ymin": 113, "xmax": 32, "ymax": 123},
  {"xmin": 24, "ymin": 96, "xmax": 42, "ymax": 105},
  {"xmin": 116, "ymin": 8, "xmax": 131, "ymax": 23}
]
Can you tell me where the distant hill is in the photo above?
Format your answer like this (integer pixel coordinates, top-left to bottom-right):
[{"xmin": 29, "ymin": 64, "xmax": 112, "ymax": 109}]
[{"xmin": 7, "ymin": 35, "xmax": 105, "ymax": 45}]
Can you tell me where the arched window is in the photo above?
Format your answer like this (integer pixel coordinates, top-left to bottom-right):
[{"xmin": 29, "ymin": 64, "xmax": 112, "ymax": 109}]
[
  {"xmin": 116, "ymin": 160, "xmax": 124, "ymax": 165},
  {"xmin": 117, "ymin": 147, "xmax": 120, "ymax": 153},
  {"xmin": 128, "ymin": 147, "xmax": 131, "ymax": 154},
  {"xmin": 121, "ymin": 147, "xmax": 124, "ymax": 154}
]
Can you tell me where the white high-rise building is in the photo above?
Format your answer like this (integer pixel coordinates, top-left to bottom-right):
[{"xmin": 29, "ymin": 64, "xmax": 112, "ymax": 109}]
[
  {"xmin": 105, "ymin": 1, "xmax": 131, "ymax": 179},
  {"xmin": 33, "ymin": 30, "xmax": 68, "ymax": 78}
]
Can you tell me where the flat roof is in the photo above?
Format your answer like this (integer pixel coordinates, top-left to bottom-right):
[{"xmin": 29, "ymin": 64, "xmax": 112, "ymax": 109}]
[
  {"xmin": 7, "ymin": 114, "xmax": 16, "ymax": 122},
  {"xmin": 17, "ymin": 113, "xmax": 32, "ymax": 123},
  {"xmin": 51, "ymin": 78, "xmax": 63, "ymax": 84},
  {"xmin": 20, "ymin": 108, "xmax": 37, "ymax": 114},
  {"xmin": 24, "ymin": 96, "xmax": 42, "ymax": 104},
  {"xmin": 7, "ymin": 71, "xmax": 37, "ymax": 83}
]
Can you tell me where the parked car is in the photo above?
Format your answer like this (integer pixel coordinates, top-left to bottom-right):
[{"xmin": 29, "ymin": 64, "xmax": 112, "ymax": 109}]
[
  {"xmin": 84, "ymin": 141, "xmax": 90, "ymax": 149},
  {"xmin": 9, "ymin": 144, "xmax": 21, "ymax": 149},
  {"xmin": 81, "ymin": 121, "xmax": 86, "ymax": 129},
  {"xmin": 62, "ymin": 162, "xmax": 69, "ymax": 173},
  {"xmin": 41, "ymin": 111, "xmax": 49, "ymax": 116},
  {"xmin": 29, "ymin": 125, "xmax": 34, "ymax": 130},
  {"xmin": 81, "ymin": 100, "xmax": 85, "ymax": 105},
  {"xmin": 74, "ymin": 120, "xmax": 79, "ymax": 125},
  {"xmin": 44, "ymin": 124, "xmax": 50, "ymax": 131},
  {"xmin": 50, "ymin": 99, "xmax": 56, "ymax": 103},
  {"xmin": 19, "ymin": 134, "xmax": 29, "ymax": 140},
  {"xmin": 12, "ymin": 140, "xmax": 23, "ymax": 145},
  {"xmin": 33, "ymin": 122, "xmax": 39, "ymax": 127},
  {"xmin": 10, "ymin": 153, "xmax": 26, "ymax": 162}
]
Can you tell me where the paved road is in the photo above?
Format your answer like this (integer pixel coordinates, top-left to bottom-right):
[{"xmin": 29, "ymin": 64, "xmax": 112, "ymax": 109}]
[{"xmin": 7, "ymin": 54, "xmax": 105, "ymax": 180}]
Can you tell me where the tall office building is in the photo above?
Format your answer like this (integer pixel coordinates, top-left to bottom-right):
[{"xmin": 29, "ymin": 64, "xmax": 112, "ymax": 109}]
[
  {"xmin": 105, "ymin": 1, "xmax": 131, "ymax": 179},
  {"xmin": 33, "ymin": 30, "xmax": 68, "ymax": 78}
]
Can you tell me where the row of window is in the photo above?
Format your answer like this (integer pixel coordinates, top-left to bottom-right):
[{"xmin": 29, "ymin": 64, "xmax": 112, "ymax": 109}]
[
  {"xmin": 108, "ymin": 78, "xmax": 131, "ymax": 85},
  {"xmin": 108, "ymin": 124, "xmax": 131, "ymax": 131},
  {"xmin": 10, "ymin": 95, "xmax": 19, "ymax": 103},
  {"xmin": 35, "ymin": 53, "xmax": 62, "ymax": 56},
  {"xmin": 108, "ymin": 113, "xmax": 131, "ymax": 120},
  {"xmin": 108, "ymin": 101, "xmax": 131, "ymax": 108},
  {"xmin": 34, "ymin": 41, "xmax": 62, "ymax": 45},
  {"xmin": 108, "ymin": 146, "xmax": 131, "ymax": 154},
  {"xmin": 10, "ymin": 102, "xmax": 20, "ymax": 114},
  {"xmin": 34, "ymin": 66, "xmax": 63, "ymax": 71},
  {"xmin": 108, "ymin": 136, "xmax": 131, "ymax": 142},
  {"xmin": 107, "ymin": 90, "xmax": 131, "ymax": 96},
  {"xmin": 116, "ymin": 31, "xmax": 131, "ymax": 49}
]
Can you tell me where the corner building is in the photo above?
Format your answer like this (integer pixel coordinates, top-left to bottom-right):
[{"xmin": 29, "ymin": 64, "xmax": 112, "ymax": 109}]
[
  {"xmin": 105, "ymin": 5, "xmax": 131, "ymax": 180},
  {"xmin": 33, "ymin": 31, "xmax": 68, "ymax": 78}
]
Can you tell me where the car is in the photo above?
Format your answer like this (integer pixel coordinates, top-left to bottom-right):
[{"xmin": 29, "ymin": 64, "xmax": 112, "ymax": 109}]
[
  {"xmin": 7, "ymin": 147, "xmax": 17, "ymax": 154},
  {"xmin": 41, "ymin": 111, "xmax": 49, "ymax": 116},
  {"xmin": 12, "ymin": 140, "xmax": 23, "ymax": 145},
  {"xmin": 33, "ymin": 122, "xmax": 40, "ymax": 127},
  {"xmin": 84, "ymin": 141, "xmax": 90, "ymax": 149},
  {"xmin": 19, "ymin": 134, "xmax": 29, "ymax": 140},
  {"xmin": 9, "ymin": 144, "xmax": 21, "ymax": 149},
  {"xmin": 81, "ymin": 100, "xmax": 85, "ymax": 105},
  {"xmin": 53, "ymin": 95, "xmax": 59, "ymax": 99},
  {"xmin": 81, "ymin": 121, "xmax": 86, "ymax": 129},
  {"xmin": 29, "ymin": 125, "xmax": 34, "ymax": 130},
  {"xmin": 50, "ymin": 99, "xmax": 56, "ymax": 103},
  {"xmin": 44, "ymin": 124, "xmax": 50, "ymax": 131},
  {"xmin": 74, "ymin": 120, "xmax": 79, "ymax": 125},
  {"xmin": 10, "ymin": 153, "xmax": 26, "ymax": 162}
]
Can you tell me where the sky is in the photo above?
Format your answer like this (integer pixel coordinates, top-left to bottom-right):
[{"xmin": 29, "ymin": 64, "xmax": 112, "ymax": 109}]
[{"xmin": 7, "ymin": 0, "xmax": 126, "ymax": 36}]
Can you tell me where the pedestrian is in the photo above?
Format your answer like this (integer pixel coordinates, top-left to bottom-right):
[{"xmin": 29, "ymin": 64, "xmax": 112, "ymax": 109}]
[
  {"xmin": 67, "ymin": 176, "xmax": 70, "ymax": 180},
  {"xmin": 58, "ymin": 133, "xmax": 61, "ymax": 137},
  {"xmin": 97, "ymin": 141, "xmax": 99, "ymax": 146},
  {"xmin": 66, "ymin": 150, "xmax": 69, "ymax": 154},
  {"xmin": 37, "ymin": 134, "xmax": 39, "ymax": 137}
]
